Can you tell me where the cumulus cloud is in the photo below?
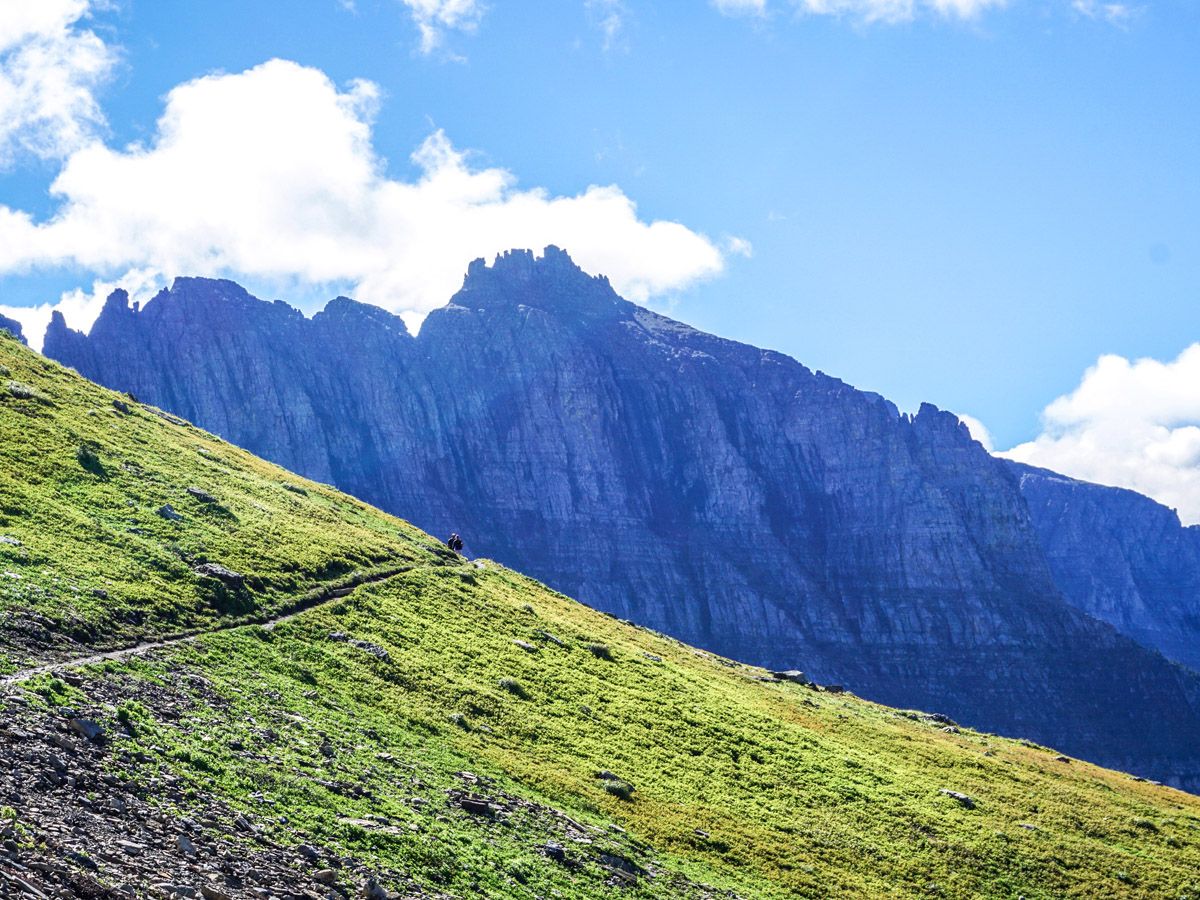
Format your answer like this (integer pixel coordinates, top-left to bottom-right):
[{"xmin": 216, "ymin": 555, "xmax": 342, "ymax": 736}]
[
  {"xmin": 0, "ymin": 59, "xmax": 727, "ymax": 346},
  {"xmin": 399, "ymin": 0, "xmax": 484, "ymax": 54},
  {"xmin": 0, "ymin": 0, "xmax": 116, "ymax": 165},
  {"xmin": 1001, "ymin": 345, "xmax": 1200, "ymax": 525}
]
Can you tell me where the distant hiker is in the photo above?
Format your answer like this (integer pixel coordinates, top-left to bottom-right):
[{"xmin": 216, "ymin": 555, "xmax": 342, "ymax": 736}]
[{"xmin": 447, "ymin": 533, "xmax": 463, "ymax": 554}]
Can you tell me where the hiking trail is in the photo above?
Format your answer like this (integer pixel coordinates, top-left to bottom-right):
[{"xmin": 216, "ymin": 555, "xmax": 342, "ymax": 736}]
[{"xmin": 0, "ymin": 558, "xmax": 465, "ymax": 687}]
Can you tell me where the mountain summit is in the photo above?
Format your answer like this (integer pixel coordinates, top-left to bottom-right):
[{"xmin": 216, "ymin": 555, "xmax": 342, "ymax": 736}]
[{"xmin": 43, "ymin": 248, "xmax": 1200, "ymax": 790}]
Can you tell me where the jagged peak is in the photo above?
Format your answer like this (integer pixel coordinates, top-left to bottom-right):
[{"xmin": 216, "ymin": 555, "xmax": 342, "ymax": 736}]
[
  {"xmin": 47, "ymin": 288, "xmax": 133, "ymax": 341},
  {"xmin": 44, "ymin": 308, "xmax": 83, "ymax": 343},
  {"xmin": 41, "ymin": 308, "xmax": 88, "ymax": 360},
  {"xmin": 907, "ymin": 402, "xmax": 983, "ymax": 449},
  {"xmin": 463, "ymin": 245, "xmax": 590, "ymax": 282},
  {"xmin": 119, "ymin": 277, "xmax": 285, "ymax": 319},
  {"xmin": 314, "ymin": 296, "xmax": 411, "ymax": 337},
  {"xmin": 165, "ymin": 276, "xmax": 259, "ymax": 304},
  {"xmin": 102, "ymin": 288, "xmax": 132, "ymax": 314},
  {"xmin": 452, "ymin": 246, "xmax": 626, "ymax": 319}
]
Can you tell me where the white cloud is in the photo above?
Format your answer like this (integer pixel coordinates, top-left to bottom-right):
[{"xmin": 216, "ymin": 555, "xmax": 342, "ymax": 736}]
[
  {"xmin": 1001, "ymin": 345, "xmax": 1200, "ymax": 525},
  {"xmin": 1071, "ymin": 0, "xmax": 1134, "ymax": 25},
  {"xmin": 793, "ymin": 0, "xmax": 1006, "ymax": 23},
  {"xmin": 958, "ymin": 414, "xmax": 994, "ymax": 452},
  {"xmin": 712, "ymin": 0, "xmax": 767, "ymax": 17},
  {"xmin": 718, "ymin": 0, "xmax": 1018, "ymax": 23},
  {"xmin": 0, "ymin": 0, "xmax": 116, "ymax": 165},
  {"xmin": 925, "ymin": 0, "xmax": 1007, "ymax": 18},
  {"xmin": 399, "ymin": 0, "xmax": 484, "ymax": 54},
  {"xmin": 0, "ymin": 59, "xmax": 726, "ymax": 345},
  {"xmin": 586, "ymin": 0, "xmax": 627, "ymax": 51},
  {"xmin": 725, "ymin": 235, "xmax": 754, "ymax": 258},
  {"xmin": 717, "ymin": 0, "xmax": 1138, "ymax": 24}
]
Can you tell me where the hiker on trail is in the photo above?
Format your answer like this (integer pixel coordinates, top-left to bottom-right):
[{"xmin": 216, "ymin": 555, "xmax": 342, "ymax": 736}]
[{"xmin": 447, "ymin": 533, "xmax": 463, "ymax": 554}]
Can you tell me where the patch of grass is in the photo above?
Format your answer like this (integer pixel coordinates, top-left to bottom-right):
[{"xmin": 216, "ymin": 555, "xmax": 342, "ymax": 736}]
[
  {"xmin": 115, "ymin": 699, "xmax": 150, "ymax": 735},
  {"xmin": 27, "ymin": 674, "xmax": 84, "ymax": 710}
]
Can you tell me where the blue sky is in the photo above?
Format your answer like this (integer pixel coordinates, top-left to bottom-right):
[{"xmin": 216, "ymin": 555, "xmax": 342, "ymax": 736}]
[{"xmin": 1, "ymin": 0, "xmax": 1199, "ymax": 513}]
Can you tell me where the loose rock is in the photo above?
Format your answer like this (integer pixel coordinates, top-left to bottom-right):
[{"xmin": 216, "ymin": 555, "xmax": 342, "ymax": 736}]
[
  {"xmin": 193, "ymin": 563, "xmax": 244, "ymax": 585},
  {"xmin": 939, "ymin": 789, "xmax": 976, "ymax": 809},
  {"xmin": 67, "ymin": 717, "xmax": 104, "ymax": 743}
]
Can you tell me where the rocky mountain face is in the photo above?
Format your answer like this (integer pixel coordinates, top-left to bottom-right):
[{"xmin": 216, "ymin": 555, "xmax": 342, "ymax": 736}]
[
  {"xmin": 43, "ymin": 247, "xmax": 1200, "ymax": 789},
  {"xmin": 1012, "ymin": 461, "xmax": 1200, "ymax": 671},
  {"xmin": 0, "ymin": 313, "xmax": 24, "ymax": 343}
]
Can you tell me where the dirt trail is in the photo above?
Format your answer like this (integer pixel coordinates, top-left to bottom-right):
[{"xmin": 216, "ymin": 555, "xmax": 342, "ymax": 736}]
[{"xmin": 1, "ymin": 558, "xmax": 458, "ymax": 687}]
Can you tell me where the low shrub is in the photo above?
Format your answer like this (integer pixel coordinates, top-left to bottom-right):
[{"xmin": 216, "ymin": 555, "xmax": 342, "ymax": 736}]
[
  {"xmin": 498, "ymin": 677, "xmax": 528, "ymax": 699},
  {"xmin": 601, "ymin": 779, "xmax": 635, "ymax": 800},
  {"xmin": 116, "ymin": 700, "xmax": 150, "ymax": 735},
  {"xmin": 75, "ymin": 443, "xmax": 106, "ymax": 477},
  {"xmin": 584, "ymin": 643, "xmax": 613, "ymax": 660}
]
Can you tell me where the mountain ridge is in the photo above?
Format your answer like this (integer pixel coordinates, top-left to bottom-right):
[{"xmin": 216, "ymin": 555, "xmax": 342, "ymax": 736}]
[
  {"xmin": 41, "ymin": 248, "xmax": 1200, "ymax": 790},
  {"xmin": 1010, "ymin": 459, "xmax": 1200, "ymax": 671}
]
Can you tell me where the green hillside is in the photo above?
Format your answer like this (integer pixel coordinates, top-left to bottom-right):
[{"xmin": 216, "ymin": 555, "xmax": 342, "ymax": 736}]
[
  {"xmin": 2, "ymin": 329, "xmax": 1199, "ymax": 900},
  {"xmin": 0, "ymin": 329, "xmax": 437, "ymax": 669}
]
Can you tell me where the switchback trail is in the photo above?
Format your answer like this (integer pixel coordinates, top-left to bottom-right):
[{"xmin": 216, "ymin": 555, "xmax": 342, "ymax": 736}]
[{"xmin": 0, "ymin": 557, "xmax": 464, "ymax": 687}]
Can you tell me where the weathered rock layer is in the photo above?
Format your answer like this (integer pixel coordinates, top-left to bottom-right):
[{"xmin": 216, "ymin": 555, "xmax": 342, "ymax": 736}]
[
  {"xmin": 1012, "ymin": 462, "xmax": 1200, "ymax": 672},
  {"xmin": 43, "ymin": 247, "xmax": 1200, "ymax": 789}
]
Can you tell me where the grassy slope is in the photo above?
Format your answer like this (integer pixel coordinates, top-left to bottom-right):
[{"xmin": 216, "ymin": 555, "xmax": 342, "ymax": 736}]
[
  {"xmin": 0, "ymin": 331, "xmax": 438, "ymax": 668},
  {"xmin": 3, "ymin": 332, "xmax": 1200, "ymax": 898}
]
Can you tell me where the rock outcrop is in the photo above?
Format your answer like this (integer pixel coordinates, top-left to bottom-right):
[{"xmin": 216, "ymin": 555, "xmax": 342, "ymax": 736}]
[
  {"xmin": 0, "ymin": 313, "xmax": 25, "ymax": 344},
  {"xmin": 1012, "ymin": 461, "xmax": 1200, "ymax": 671},
  {"xmin": 43, "ymin": 247, "xmax": 1200, "ymax": 789}
]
